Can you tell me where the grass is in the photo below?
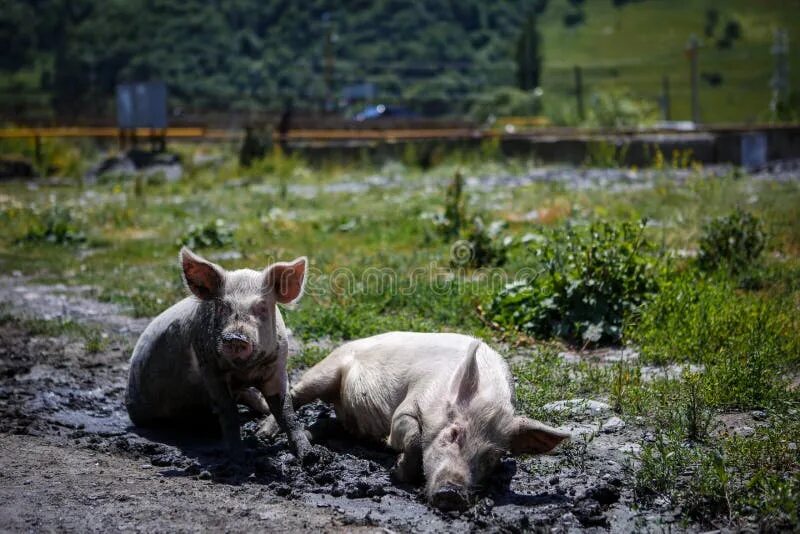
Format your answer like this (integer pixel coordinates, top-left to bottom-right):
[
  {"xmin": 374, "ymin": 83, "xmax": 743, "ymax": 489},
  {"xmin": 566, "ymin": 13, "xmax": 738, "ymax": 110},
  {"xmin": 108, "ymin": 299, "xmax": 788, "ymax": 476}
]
[
  {"xmin": 538, "ymin": 0, "xmax": 800, "ymax": 123},
  {"xmin": 0, "ymin": 141, "xmax": 799, "ymax": 527},
  {"xmin": 0, "ymin": 308, "xmax": 109, "ymax": 354}
]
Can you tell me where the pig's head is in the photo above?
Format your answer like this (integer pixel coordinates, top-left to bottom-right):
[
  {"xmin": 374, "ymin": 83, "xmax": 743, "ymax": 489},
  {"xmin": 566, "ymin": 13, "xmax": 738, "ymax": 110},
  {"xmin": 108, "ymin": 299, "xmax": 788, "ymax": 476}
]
[
  {"xmin": 421, "ymin": 341, "xmax": 569, "ymax": 511},
  {"xmin": 179, "ymin": 247, "xmax": 306, "ymax": 367}
]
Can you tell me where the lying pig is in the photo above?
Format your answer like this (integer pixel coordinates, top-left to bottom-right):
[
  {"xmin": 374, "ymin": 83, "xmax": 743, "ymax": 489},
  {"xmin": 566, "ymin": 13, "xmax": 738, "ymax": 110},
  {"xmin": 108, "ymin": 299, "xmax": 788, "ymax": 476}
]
[
  {"xmin": 268, "ymin": 332, "xmax": 569, "ymax": 510},
  {"xmin": 126, "ymin": 247, "xmax": 312, "ymax": 461}
]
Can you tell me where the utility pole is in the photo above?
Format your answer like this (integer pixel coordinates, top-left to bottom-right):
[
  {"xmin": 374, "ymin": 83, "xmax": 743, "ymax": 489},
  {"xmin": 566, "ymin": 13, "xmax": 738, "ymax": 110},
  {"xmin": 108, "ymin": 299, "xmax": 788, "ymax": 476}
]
[
  {"xmin": 661, "ymin": 75, "xmax": 671, "ymax": 121},
  {"xmin": 686, "ymin": 35, "xmax": 701, "ymax": 124},
  {"xmin": 771, "ymin": 29, "xmax": 789, "ymax": 119},
  {"xmin": 574, "ymin": 65, "xmax": 584, "ymax": 122}
]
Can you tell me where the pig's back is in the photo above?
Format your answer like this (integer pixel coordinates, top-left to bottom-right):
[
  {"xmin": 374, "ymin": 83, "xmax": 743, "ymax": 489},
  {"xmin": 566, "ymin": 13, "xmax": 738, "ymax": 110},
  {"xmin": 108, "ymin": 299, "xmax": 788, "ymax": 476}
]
[
  {"xmin": 333, "ymin": 332, "xmax": 511, "ymax": 440},
  {"xmin": 126, "ymin": 298, "xmax": 208, "ymax": 423}
]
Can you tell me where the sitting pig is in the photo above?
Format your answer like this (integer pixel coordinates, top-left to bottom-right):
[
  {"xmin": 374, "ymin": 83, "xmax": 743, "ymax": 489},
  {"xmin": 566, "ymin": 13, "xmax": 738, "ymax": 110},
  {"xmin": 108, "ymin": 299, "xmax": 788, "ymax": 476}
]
[
  {"xmin": 126, "ymin": 247, "xmax": 312, "ymax": 461},
  {"xmin": 270, "ymin": 332, "xmax": 569, "ymax": 510}
]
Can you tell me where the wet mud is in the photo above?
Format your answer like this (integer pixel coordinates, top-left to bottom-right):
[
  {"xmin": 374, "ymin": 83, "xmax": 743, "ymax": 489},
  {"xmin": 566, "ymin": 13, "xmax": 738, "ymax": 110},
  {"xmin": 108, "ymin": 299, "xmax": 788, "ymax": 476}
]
[{"xmin": 0, "ymin": 281, "xmax": 688, "ymax": 532}]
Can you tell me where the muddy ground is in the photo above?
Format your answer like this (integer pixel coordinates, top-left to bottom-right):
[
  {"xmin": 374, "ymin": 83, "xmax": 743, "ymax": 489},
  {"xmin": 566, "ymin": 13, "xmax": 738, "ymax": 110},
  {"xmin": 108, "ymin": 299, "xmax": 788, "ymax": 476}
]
[{"xmin": 0, "ymin": 278, "xmax": 691, "ymax": 533}]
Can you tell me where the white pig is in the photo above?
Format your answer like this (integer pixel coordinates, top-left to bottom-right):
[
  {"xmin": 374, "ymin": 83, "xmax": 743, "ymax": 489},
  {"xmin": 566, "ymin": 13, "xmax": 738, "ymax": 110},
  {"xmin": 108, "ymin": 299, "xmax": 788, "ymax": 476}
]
[
  {"xmin": 125, "ymin": 247, "xmax": 312, "ymax": 461},
  {"xmin": 267, "ymin": 332, "xmax": 569, "ymax": 509}
]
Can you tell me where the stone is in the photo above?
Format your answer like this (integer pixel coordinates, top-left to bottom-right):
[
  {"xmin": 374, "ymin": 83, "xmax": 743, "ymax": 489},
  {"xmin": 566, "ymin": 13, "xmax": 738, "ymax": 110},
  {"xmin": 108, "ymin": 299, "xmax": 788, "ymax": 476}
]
[
  {"xmin": 601, "ymin": 416, "xmax": 626, "ymax": 433},
  {"xmin": 619, "ymin": 442, "xmax": 642, "ymax": 456},
  {"xmin": 543, "ymin": 398, "xmax": 612, "ymax": 418}
]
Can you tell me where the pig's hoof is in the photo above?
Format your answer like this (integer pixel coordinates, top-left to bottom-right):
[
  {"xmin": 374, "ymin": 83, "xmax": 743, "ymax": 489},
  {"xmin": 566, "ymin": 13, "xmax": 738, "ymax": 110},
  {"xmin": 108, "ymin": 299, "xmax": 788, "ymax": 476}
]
[
  {"xmin": 256, "ymin": 416, "xmax": 281, "ymax": 439},
  {"xmin": 430, "ymin": 484, "xmax": 470, "ymax": 512}
]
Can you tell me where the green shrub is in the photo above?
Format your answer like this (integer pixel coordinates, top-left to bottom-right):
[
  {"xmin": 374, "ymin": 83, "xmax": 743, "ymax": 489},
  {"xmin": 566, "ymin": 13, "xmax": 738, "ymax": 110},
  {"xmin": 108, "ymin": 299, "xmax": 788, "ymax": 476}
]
[
  {"xmin": 489, "ymin": 220, "xmax": 660, "ymax": 345},
  {"xmin": 436, "ymin": 170, "xmax": 466, "ymax": 240},
  {"xmin": 469, "ymin": 86, "xmax": 543, "ymax": 123},
  {"xmin": 178, "ymin": 219, "xmax": 235, "ymax": 249},
  {"xmin": 17, "ymin": 205, "xmax": 87, "ymax": 245},
  {"xmin": 451, "ymin": 217, "xmax": 509, "ymax": 269},
  {"xmin": 697, "ymin": 209, "xmax": 766, "ymax": 275}
]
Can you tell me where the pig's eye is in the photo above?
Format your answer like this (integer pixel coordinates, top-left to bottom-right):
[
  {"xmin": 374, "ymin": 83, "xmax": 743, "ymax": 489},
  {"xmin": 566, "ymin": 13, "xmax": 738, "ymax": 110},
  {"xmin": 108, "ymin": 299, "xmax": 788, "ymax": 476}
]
[
  {"xmin": 214, "ymin": 301, "xmax": 231, "ymax": 317},
  {"xmin": 252, "ymin": 301, "xmax": 270, "ymax": 317},
  {"xmin": 446, "ymin": 427, "xmax": 460, "ymax": 444}
]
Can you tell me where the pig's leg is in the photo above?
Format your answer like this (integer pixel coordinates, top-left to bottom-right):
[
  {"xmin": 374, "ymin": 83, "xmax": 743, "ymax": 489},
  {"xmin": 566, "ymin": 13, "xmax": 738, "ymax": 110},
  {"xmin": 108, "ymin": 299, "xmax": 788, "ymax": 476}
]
[
  {"xmin": 289, "ymin": 348, "xmax": 349, "ymax": 408},
  {"xmin": 388, "ymin": 412, "xmax": 423, "ymax": 484},
  {"xmin": 261, "ymin": 371, "xmax": 313, "ymax": 461},
  {"xmin": 257, "ymin": 349, "xmax": 347, "ymax": 440},
  {"xmin": 236, "ymin": 387, "xmax": 270, "ymax": 414},
  {"xmin": 197, "ymin": 357, "xmax": 243, "ymax": 457}
]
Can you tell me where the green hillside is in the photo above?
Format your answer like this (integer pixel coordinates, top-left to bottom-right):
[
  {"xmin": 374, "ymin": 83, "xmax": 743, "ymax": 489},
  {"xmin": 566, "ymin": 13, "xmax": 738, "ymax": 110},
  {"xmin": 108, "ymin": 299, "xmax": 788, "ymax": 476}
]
[{"xmin": 0, "ymin": 0, "xmax": 798, "ymax": 123}]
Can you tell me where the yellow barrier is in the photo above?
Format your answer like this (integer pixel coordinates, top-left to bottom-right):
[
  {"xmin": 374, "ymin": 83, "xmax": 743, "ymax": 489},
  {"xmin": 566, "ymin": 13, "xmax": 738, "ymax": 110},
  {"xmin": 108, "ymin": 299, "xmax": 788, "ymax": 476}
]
[
  {"xmin": 0, "ymin": 126, "xmax": 486, "ymax": 142},
  {"xmin": 0, "ymin": 127, "xmax": 209, "ymax": 139}
]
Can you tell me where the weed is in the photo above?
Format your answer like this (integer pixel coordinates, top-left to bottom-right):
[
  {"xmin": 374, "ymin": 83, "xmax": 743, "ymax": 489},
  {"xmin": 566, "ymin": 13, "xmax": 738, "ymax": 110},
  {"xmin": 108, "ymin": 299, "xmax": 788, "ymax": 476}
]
[
  {"xmin": 490, "ymin": 220, "xmax": 661, "ymax": 345},
  {"xmin": 178, "ymin": 219, "xmax": 236, "ymax": 249},
  {"xmin": 451, "ymin": 217, "xmax": 509, "ymax": 269},
  {"xmin": 436, "ymin": 170, "xmax": 466, "ymax": 240},
  {"xmin": 17, "ymin": 205, "xmax": 87, "ymax": 245},
  {"xmin": 697, "ymin": 209, "xmax": 766, "ymax": 276},
  {"xmin": 585, "ymin": 140, "xmax": 629, "ymax": 168}
]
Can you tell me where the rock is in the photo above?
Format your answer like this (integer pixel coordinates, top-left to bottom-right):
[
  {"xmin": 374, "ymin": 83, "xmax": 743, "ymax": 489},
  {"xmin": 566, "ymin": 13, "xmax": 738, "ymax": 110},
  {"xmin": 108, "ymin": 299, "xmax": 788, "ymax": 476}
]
[
  {"xmin": 619, "ymin": 442, "xmax": 642, "ymax": 456},
  {"xmin": 601, "ymin": 416, "xmax": 626, "ymax": 433},
  {"xmin": 84, "ymin": 149, "xmax": 183, "ymax": 183},
  {"xmin": 587, "ymin": 483, "xmax": 620, "ymax": 505},
  {"xmin": 733, "ymin": 425, "xmax": 755, "ymax": 437},
  {"xmin": 601, "ymin": 348, "xmax": 639, "ymax": 363},
  {"xmin": 751, "ymin": 410, "xmax": 767, "ymax": 421},
  {"xmin": 543, "ymin": 398, "xmax": 612, "ymax": 418},
  {"xmin": 573, "ymin": 498, "xmax": 608, "ymax": 527}
]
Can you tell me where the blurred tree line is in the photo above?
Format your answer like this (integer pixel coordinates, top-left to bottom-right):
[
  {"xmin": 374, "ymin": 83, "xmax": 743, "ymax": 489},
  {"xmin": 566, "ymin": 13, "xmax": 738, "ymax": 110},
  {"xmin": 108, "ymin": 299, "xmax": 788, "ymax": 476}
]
[{"xmin": 1, "ymin": 0, "xmax": 555, "ymax": 118}]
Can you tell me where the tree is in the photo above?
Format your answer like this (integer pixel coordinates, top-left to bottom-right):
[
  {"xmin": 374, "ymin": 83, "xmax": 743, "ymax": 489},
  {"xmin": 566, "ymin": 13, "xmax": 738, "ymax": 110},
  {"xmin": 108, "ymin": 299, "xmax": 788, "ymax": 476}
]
[{"xmin": 515, "ymin": 14, "xmax": 542, "ymax": 91}]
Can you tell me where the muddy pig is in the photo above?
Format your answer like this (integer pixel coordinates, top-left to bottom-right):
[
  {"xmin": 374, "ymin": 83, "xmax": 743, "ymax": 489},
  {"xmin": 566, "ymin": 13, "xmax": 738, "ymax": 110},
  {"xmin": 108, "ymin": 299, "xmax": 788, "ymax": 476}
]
[
  {"xmin": 126, "ymin": 247, "xmax": 312, "ymax": 461},
  {"xmin": 265, "ymin": 332, "xmax": 569, "ymax": 510}
]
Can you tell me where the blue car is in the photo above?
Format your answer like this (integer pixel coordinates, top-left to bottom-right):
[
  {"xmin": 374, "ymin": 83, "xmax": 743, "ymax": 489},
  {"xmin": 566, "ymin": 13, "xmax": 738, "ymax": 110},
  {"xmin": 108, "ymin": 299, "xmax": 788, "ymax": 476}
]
[{"xmin": 354, "ymin": 104, "xmax": 420, "ymax": 121}]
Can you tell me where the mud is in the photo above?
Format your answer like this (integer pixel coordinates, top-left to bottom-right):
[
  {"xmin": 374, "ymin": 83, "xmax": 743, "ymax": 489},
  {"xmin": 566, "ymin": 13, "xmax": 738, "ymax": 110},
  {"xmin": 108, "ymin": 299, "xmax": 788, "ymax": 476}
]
[{"xmin": 0, "ymin": 280, "xmax": 693, "ymax": 533}]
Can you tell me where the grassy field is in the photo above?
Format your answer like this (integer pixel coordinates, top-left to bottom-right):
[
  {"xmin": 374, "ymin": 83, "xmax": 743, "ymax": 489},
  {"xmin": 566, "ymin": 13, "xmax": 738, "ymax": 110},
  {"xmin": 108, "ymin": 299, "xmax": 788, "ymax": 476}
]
[
  {"xmin": 0, "ymin": 140, "xmax": 799, "ymax": 528},
  {"xmin": 540, "ymin": 0, "xmax": 800, "ymax": 123}
]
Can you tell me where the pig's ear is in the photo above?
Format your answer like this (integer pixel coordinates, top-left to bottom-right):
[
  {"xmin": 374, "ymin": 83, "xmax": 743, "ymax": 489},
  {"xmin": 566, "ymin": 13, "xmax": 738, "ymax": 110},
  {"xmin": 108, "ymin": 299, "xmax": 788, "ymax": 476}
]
[
  {"xmin": 264, "ymin": 256, "xmax": 307, "ymax": 305},
  {"xmin": 449, "ymin": 340, "xmax": 482, "ymax": 407},
  {"xmin": 509, "ymin": 417, "xmax": 570, "ymax": 455},
  {"xmin": 179, "ymin": 247, "xmax": 225, "ymax": 300}
]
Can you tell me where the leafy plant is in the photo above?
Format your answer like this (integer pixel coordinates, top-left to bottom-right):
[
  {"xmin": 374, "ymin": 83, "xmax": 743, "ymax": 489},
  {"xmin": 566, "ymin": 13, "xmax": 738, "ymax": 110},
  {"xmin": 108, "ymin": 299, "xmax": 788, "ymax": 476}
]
[
  {"xmin": 18, "ymin": 205, "xmax": 87, "ymax": 245},
  {"xmin": 178, "ymin": 219, "xmax": 235, "ymax": 249},
  {"xmin": 437, "ymin": 170, "xmax": 466, "ymax": 240},
  {"xmin": 697, "ymin": 209, "xmax": 766, "ymax": 275},
  {"xmin": 490, "ymin": 220, "xmax": 660, "ymax": 345},
  {"xmin": 451, "ymin": 217, "xmax": 509, "ymax": 268}
]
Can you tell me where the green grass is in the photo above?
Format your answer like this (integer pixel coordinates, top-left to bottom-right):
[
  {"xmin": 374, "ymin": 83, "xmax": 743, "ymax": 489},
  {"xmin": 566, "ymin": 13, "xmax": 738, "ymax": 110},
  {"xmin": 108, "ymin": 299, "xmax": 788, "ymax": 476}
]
[
  {"xmin": 0, "ymin": 308, "xmax": 109, "ymax": 353},
  {"xmin": 539, "ymin": 0, "xmax": 800, "ymax": 123},
  {"xmin": 1, "ymin": 143, "xmax": 799, "ymax": 527}
]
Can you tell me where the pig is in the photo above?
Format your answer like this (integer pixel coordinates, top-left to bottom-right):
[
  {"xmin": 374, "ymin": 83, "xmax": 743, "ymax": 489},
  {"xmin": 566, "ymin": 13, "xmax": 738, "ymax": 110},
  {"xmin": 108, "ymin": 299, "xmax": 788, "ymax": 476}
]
[
  {"xmin": 263, "ymin": 332, "xmax": 569, "ymax": 510},
  {"xmin": 125, "ymin": 247, "xmax": 312, "ymax": 461}
]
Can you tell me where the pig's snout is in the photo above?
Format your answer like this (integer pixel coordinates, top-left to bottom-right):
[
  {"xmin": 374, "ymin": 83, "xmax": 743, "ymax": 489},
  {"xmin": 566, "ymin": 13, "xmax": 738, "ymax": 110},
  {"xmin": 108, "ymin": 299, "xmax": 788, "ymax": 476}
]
[
  {"xmin": 430, "ymin": 483, "xmax": 469, "ymax": 511},
  {"xmin": 220, "ymin": 332, "xmax": 253, "ymax": 361}
]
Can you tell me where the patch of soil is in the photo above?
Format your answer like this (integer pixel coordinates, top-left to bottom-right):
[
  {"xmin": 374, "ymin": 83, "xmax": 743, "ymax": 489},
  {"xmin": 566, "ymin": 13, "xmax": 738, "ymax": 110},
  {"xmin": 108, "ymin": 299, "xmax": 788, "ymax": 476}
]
[{"xmin": 0, "ymin": 282, "xmax": 689, "ymax": 532}]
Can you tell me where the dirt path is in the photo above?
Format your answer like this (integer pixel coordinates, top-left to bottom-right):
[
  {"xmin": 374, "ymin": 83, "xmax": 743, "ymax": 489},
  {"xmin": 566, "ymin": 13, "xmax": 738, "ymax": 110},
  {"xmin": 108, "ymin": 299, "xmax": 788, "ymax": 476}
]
[{"xmin": 0, "ymin": 278, "xmax": 685, "ymax": 532}]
